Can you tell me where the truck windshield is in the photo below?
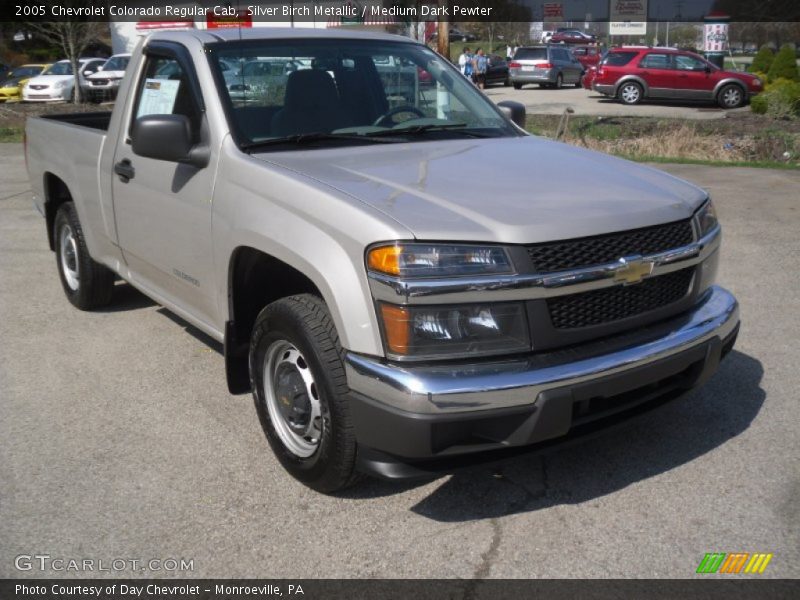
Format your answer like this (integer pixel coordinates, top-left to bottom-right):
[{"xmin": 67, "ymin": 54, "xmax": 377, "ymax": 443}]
[{"xmin": 208, "ymin": 39, "xmax": 517, "ymax": 148}]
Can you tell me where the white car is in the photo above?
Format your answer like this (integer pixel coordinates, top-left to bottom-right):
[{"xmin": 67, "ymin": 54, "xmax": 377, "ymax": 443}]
[
  {"xmin": 22, "ymin": 58, "xmax": 106, "ymax": 102},
  {"xmin": 82, "ymin": 54, "xmax": 131, "ymax": 102}
]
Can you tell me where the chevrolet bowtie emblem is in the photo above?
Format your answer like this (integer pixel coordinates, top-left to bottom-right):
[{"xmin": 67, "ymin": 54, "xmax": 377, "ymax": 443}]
[{"xmin": 614, "ymin": 256, "xmax": 655, "ymax": 285}]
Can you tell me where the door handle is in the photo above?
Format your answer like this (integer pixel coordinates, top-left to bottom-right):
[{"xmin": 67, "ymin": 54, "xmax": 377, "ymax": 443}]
[{"xmin": 114, "ymin": 159, "xmax": 135, "ymax": 183}]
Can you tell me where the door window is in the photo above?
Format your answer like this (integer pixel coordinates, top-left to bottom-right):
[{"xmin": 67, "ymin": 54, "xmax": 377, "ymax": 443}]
[
  {"xmin": 639, "ymin": 54, "xmax": 673, "ymax": 69},
  {"xmin": 674, "ymin": 54, "xmax": 708, "ymax": 71},
  {"xmin": 130, "ymin": 56, "xmax": 202, "ymax": 142}
]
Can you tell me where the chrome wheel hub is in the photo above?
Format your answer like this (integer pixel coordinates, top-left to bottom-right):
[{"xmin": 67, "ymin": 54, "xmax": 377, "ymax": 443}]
[
  {"xmin": 621, "ymin": 85, "xmax": 640, "ymax": 103},
  {"xmin": 59, "ymin": 223, "xmax": 79, "ymax": 291},
  {"xmin": 263, "ymin": 341, "xmax": 322, "ymax": 458},
  {"xmin": 723, "ymin": 88, "xmax": 741, "ymax": 107}
]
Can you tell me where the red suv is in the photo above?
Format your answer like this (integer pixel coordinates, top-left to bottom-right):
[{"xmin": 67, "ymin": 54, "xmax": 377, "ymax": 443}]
[{"xmin": 593, "ymin": 47, "xmax": 763, "ymax": 108}]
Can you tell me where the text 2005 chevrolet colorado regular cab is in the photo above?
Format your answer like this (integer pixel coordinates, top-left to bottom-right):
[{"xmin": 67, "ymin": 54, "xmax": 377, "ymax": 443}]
[{"xmin": 26, "ymin": 29, "xmax": 739, "ymax": 492}]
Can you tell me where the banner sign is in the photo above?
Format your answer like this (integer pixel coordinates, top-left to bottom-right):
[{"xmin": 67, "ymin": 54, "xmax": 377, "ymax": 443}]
[
  {"xmin": 609, "ymin": 0, "xmax": 648, "ymax": 36},
  {"xmin": 704, "ymin": 22, "xmax": 730, "ymax": 53},
  {"xmin": 543, "ymin": 3, "xmax": 563, "ymax": 22}
]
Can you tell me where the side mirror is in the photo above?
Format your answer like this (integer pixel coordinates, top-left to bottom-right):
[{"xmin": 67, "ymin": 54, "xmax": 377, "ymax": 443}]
[
  {"xmin": 497, "ymin": 100, "xmax": 526, "ymax": 129},
  {"xmin": 131, "ymin": 114, "xmax": 208, "ymax": 168},
  {"xmin": 704, "ymin": 66, "xmax": 712, "ymax": 73}
]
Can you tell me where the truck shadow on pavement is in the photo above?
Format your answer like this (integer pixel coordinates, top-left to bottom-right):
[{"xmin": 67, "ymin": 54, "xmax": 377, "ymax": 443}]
[{"xmin": 347, "ymin": 351, "xmax": 764, "ymax": 521}]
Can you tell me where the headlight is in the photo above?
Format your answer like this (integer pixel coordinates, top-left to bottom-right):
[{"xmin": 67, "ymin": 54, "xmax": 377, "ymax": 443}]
[
  {"xmin": 379, "ymin": 302, "xmax": 529, "ymax": 359},
  {"xmin": 368, "ymin": 243, "xmax": 513, "ymax": 278},
  {"xmin": 695, "ymin": 199, "xmax": 718, "ymax": 237},
  {"xmin": 54, "ymin": 80, "xmax": 67, "ymax": 89},
  {"xmin": 753, "ymin": 77, "xmax": 763, "ymax": 87}
]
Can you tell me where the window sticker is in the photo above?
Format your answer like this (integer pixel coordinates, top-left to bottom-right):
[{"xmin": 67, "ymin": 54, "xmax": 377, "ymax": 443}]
[{"xmin": 136, "ymin": 78, "xmax": 180, "ymax": 117}]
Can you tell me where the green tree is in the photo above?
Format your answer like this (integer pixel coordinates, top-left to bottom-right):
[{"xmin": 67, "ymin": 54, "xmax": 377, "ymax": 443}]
[
  {"xmin": 767, "ymin": 44, "xmax": 799, "ymax": 82},
  {"xmin": 749, "ymin": 45, "xmax": 774, "ymax": 73}
]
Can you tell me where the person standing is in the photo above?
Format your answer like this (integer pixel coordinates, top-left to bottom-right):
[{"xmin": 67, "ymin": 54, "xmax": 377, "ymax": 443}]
[
  {"xmin": 473, "ymin": 48, "xmax": 488, "ymax": 89},
  {"xmin": 458, "ymin": 47, "xmax": 473, "ymax": 79}
]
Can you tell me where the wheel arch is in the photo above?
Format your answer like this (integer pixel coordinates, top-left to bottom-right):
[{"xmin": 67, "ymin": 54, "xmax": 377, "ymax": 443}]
[
  {"xmin": 713, "ymin": 78, "xmax": 748, "ymax": 99},
  {"xmin": 224, "ymin": 246, "xmax": 340, "ymax": 395},
  {"xmin": 614, "ymin": 76, "xmax": 649, "ymax": 97},
  {"xmin": 43, "ymin": 172, "xmax": 73, "ymax": 251}
]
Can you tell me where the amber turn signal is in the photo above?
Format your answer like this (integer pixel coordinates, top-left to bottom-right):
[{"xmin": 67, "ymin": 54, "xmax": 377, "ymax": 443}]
[
  {"xmin": 379, "ymin": 303, "xmax": 410, "ymax": 355},
  {"xmin": 368, "ymin": 245, "xmax": 402, "ymax": 276}
]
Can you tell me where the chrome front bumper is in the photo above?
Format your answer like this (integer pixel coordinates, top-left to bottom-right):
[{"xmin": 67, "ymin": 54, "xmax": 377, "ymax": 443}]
[{"xmin": 346, "ymin": 285, "xmax": 739, "ymax": 416}]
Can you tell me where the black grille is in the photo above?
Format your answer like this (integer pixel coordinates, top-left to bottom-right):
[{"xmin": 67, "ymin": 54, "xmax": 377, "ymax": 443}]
[
  {"xmin": 527, "ymin": 219, "xmax": 694, "ymax": 273},
  {"xmin": 547, "ymin": 269, "xmax": 694, "ymax": 329}
]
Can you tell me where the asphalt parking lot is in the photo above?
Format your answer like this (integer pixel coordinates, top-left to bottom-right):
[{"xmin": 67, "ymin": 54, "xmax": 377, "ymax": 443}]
[
  {"xmin": 485, "ymin": 85, "xmax": 748, "ymax": 119},
  {"xmin": 1, "ymin": 142, "xmax": 798, "ymax": 578}
]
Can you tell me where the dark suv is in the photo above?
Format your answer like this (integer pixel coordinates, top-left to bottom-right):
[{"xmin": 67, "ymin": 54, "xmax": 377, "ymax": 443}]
[
  {"xmin": 593, "ymin": 47, "xmax": 763, "ymax": 108},
  {"xmin": 509, "ymin": 46, "xmax": 583, "ymax": 89}
]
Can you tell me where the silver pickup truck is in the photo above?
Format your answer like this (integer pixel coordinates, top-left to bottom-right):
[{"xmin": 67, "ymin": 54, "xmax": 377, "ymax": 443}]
[{"xmin": 26, "ymin": 28, "xmax": 739, "ymax": 493}]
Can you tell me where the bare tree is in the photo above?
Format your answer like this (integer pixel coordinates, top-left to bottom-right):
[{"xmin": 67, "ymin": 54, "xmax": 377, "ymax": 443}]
[{"xmin": 26, "ymin": 8, "xmax": 104, "ymax": 103}]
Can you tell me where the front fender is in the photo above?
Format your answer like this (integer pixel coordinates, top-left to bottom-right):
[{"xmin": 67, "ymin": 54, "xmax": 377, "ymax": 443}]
[{"xmin": 212, "ymin": 140, "xmax": 413, "ymax": 357}]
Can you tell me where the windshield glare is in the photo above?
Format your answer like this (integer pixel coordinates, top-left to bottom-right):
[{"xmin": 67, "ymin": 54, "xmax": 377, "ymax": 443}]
[
  {"xmin": 44, "ymin": 62, "xmax": 72, "ymax": 76},
  {"xmin": 210, "ymin": 40, "xmax": 515, "ymax": 146},
  {"xmin": 103, "ymin": 56, "xmax": 130, "ymax": 72}
]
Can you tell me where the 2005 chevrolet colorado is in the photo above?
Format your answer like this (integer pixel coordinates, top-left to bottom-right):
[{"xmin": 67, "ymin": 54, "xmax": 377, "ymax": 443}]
[{"xmin": 26, "ymin": 28, "xmax": 739, "ymax": 492}]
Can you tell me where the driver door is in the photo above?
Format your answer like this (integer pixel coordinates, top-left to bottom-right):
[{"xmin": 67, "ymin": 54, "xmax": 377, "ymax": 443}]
[
  {"xmin": 673, "ymin": 53, "xmax": 715, "ymax": 100},
  {"xmin": 111, "ymin": 44, "xmax": 219, "ymax": 329}
]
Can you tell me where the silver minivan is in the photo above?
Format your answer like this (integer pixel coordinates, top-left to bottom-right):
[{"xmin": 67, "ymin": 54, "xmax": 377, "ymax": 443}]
[{"xmin": 510, "ymin": 45, "xmax": 583, "ymax": 89}]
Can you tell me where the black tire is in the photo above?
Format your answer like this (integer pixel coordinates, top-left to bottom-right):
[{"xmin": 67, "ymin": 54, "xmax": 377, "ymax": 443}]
[
  {"xmin": 250, "ymin": 294, "xmax": 360, "ymax": 493},
  {"xmin": 555, "ymin": 73, "xmax": 563, "ymax": 89},
  {"xmin": 513, "ymin": 82, "xmax": 523, "ymax": 90},
  {"xmin": 53, "ymin": 202, "xmax": 114, "ymax": 310},
  {"xmin": 618, "ymin": 81, "xmax": 644, "ymax": 105},
  {"xmin": 504, "ymin": 75, "xmax": 511, "ymax": 87},
  {"xmin": 576, "ymin": 74, "xmax": 584, "ymax": 88},
  {"xmin": 717, "ymin": 84, "xmax": 745, "ymax": 109}
]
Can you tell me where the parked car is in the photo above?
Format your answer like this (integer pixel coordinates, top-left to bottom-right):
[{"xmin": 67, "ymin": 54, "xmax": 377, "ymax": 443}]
[
  {"xmin": 541, "ymin": 31, "xmax": 554, "ymax": 44},
  {"xmin": 26, "ymin": 28, "xmax": 738, "ymax": 493},
  {"xmin": 484, "ymin": 54, "xmax": 511, "ymax": 87},
  {"xmin": 592, "ymin": 47, "xmax": 764, "ymax": 108},
  {"xmin": 429, "ymin": 28, "xmax": 477, "ymax": 43},
  {"xmin": 582, "ymin": 65, "xmax": 598, "ymax": 90},
  {"xmin": 509, "ymin": 46, "xmax": 583, "ymax": 89},
  {"xmin": 0, "ymin": 64, "xmax": 50, "ymax": 102},
  {"xmin": 23, "ymin": 58, "xmax": 106, "ymax": 102},
  {"xmin": 82, "ymin": 53, "xmax": 131, "ymax": 103},
  {"xmin": 572, "ymin": 45, "xmax": 602, "ymax": 70},
  {"xmin": 551, "ymin": 30, "xmax": 597, "ymax": 44}
]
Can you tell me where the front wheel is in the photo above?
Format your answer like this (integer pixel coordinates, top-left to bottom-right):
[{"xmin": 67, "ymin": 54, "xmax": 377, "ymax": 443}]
[
  {"xmin": 718, "ymin": 84, "xmax": 745, "ymax": 109},
  {"xmin": 513, "ymin": 82, "xmax": 523, "ymax": 90},
  {"xmin": 54, "ymin": 202, "xmax": 114, "ymax": 310},
  {"xmin": 250, "ymin": 294, "xmax": 360, "ymax": 493}
]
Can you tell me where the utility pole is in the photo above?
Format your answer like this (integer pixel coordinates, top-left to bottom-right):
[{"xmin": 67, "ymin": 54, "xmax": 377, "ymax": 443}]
[{"xmin": 437, "ymin": 0, "xmax": 450, "ymax": 60}]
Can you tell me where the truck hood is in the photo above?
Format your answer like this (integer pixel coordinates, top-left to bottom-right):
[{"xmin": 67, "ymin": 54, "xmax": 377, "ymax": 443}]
[{"xmin": 254, "ymin": 136, "xmax": 708, "ymax": 243}]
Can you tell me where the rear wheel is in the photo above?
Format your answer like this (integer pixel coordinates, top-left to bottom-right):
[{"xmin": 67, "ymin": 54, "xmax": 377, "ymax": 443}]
[
  {"xmin": 718, "ymin": 84, "xmax": 745, "ymax": 109},
  {"xmin": 250, "ymin": 294, "xmax": 360, "ymax": 493},
  {"xmin": 513, "ymin": 82, "xmax": 522, "ymax": 90},
  {"xmin": 554, "ymin": 73, "xmax": 563, "ymax": 89},
  {"xmin": 618, "ymin": 81, "xmax": 643, "ymax": 105},
  {"xmin": 53, "ymin": 202, "xmax": 114, "ymax": 310}
]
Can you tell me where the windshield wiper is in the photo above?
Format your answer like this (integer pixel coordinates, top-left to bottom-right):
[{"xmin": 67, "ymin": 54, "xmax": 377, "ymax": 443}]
[
  {"xmin": 241, "ymin": 132, "xmax": 401, "ymax": 152},
  {"xmin": 364, "ymin": 123, "xmax": 492, "ymax": 138}
]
